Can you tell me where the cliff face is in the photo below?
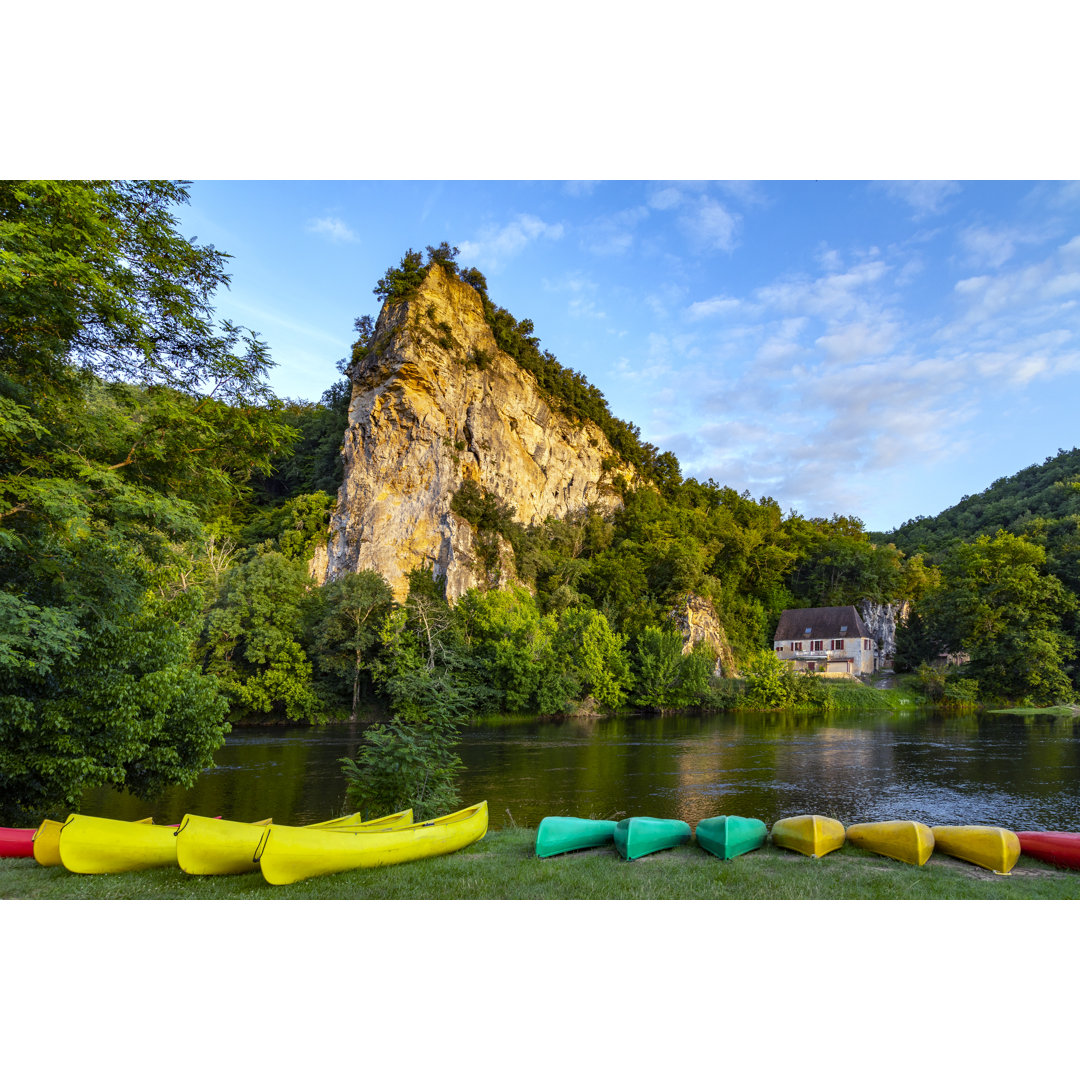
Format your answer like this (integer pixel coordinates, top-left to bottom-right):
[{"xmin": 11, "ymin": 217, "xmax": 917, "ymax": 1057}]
[
  {"xmin": 669, "ymin": 592, "xmax": 738, "ymax": 677},
  {"xmin": 313, "ymin": 263, "xmax": 629, "ymax": 601},
  {"xmin": 859, "ymin": 599, "xmax": 909, "ymax": 662}
]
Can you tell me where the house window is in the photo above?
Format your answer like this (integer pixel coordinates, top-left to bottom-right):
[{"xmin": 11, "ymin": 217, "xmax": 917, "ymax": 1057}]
[
  {"xmin": 812, "ymin": 640, "xmax": 823, "ymax": 652},
  {"xmin": 863, "ymin": 638, "xmax": 870, "ymax": 649},
  {"xmin": 831, "ymin": 639, "xmax": 845, "ymax": 651},
  {"xmin": 840, "ymin": 625, "xmax": 848, "ymax": 633},
  {"xmin": 776, "ymin": 646, "xmax": 783, "ymax": 654},
  {"xmin": 793, "ymin": 641, "xmax": 803, "ymax": 652}
]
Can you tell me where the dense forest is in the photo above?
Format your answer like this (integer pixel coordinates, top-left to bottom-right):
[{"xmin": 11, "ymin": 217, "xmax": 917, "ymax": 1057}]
[{"xmin": 3, "ymin": 185, "xmax": 1077, "ymax": 822}]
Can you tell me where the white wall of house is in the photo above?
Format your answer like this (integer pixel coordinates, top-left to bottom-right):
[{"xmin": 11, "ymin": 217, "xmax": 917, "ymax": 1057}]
[{"xmin": 773, "ymin": 635, "xmax": 876, "ymax": 675}]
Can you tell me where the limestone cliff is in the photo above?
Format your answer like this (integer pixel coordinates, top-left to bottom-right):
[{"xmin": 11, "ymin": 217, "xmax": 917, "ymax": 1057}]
[
  {"xmin": 313, "ymin": 263, "xmax": 631, "ymax": 601},
  {"xmin": 668, "ymin": 593, "xmax": 738, "ymax": 677},
  {"xmin": 859, "ymin": 599, "xmax": 909, "ymax": 662}
]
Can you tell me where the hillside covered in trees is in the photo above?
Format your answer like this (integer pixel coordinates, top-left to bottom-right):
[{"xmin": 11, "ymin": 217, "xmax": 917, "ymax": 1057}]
[{"xmin": 2, "ymin": 186, "xmax": 1076, "ymax": 821}]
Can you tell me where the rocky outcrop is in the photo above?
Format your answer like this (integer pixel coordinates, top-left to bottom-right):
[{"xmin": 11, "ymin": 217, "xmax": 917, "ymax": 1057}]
[
  {"xmin": 668, "ymin": 592, "xmax": 738, "ymax": 677},
  {"xmin": 859, "ymin": 599, "xmax": 909, "ymax": 661},
  {"xmin": 314, "ymin": 263, "xmax": 631, "ymax": 602}
]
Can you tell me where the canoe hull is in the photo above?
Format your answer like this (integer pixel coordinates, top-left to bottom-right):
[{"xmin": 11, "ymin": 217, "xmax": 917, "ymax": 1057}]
[
  {"xmin": 932, "ymin": 825, "xmax": 1020, "ymax": 875},
  {"xmin": 846, "ymin": 820, "xmax": 934, "ymax": 866},
  {"xmin": 0, "ymin": 826, "xmax": 36, "ymax": 858},
  {"xmin": 695, "ymin": 815, "xmax": 768, "ymax": 860},
  {"xmin": 770, "ymin": 815, "xmax": 846, "ymax": 858},
  {"xmin": 177, "ymin": 810, "xmax": 413, "ymax": 875},
  {"xmin": 32, "ymin": 819, "xmax": 66, "ymax": 866},
  {"xmin": 58, "ymin": 815, "xmax": 179, "ymax": 874},
  {"xmin": 259, "ymin": 802, "xmax": 488, "ymax": 886},
  {"xmin": 613, "ymin": 817, "xmax": 692, "ymax": 861},
  {"xmin": 535, "ymin": 817, "xmax": 616, "ymax": 858},
  {"xmin": 1015, "ymin": 831, "xmax": 1080, "ymax": 871},
  {"xmin": 176, "ymin": 815, "xmax": 274, "ymax": 876}
]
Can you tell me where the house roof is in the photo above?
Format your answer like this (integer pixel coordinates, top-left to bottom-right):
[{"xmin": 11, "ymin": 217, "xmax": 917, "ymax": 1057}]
[{"xmin": 773, "ymin": 605, "xmax": 870, "ymax": 642}]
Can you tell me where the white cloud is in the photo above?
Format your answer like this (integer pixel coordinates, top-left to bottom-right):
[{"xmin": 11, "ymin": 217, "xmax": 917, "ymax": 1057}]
[
  {"xmin": 306, "ymin": 216, "xmax": 359, "ymax": 243},
  {"xmin": 581, "ymin": 206, "xmax": 649, "ymax": 256},
  {"xmin": 1059, "ymin": 235, "xmax": 1080, "ymax": 259},
  {"xmin": 563, "ymin": 181, "xmax": 600, "ymax": 197},
  {"xmin": 686, "ymin": 295, "xmax": 741, "ymax": 320},
  {"xmin": 648, "ymin": 186, "xmax": 686, "ymax": 211},
  {"xmin": 458, "ymin": 214, "xmax": 564, "ymax": 270},
  {"xmin": 879, "ymin": 180, "xmax": 962, "ymax": 217},
  {"xmin": 681, "ymin": 196, "xmax": 740, "ymax": 252},
  {"xmin": 816, "ymin": 322, "xmax": 897, "ymax": 365}
]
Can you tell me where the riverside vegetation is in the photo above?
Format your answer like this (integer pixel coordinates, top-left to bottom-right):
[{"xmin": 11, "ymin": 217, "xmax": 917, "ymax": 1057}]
[{"xmin": 3, "ymin": 185, "xmax": 1079, "ymax": 827}]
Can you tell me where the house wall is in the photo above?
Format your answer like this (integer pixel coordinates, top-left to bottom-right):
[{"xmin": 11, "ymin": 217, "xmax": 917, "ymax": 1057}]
[{"xmin": 773, "ymin": 636, "xmax": 875, "ymax": 675}]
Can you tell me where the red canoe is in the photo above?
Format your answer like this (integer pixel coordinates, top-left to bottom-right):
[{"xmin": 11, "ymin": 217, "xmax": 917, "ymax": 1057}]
[
  {"xmin": 1016, "ymin": 831, "xmax": 1080, "ymax": 871},
  {"xmin": 0, "ymin": 826, "xmax": 37, "ymax": 858}
]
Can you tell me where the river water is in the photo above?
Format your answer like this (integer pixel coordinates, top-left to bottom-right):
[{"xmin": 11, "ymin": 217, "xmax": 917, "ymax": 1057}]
[{"xmin": 79, "ymin": 709, "xmax": 1080, "ymax": 831}]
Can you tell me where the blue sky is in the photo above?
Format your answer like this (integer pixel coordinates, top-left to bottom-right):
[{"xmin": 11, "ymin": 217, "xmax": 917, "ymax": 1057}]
[{"xmin": 175, "ymin": 180, "xmax": 1080, "ymax": 534}]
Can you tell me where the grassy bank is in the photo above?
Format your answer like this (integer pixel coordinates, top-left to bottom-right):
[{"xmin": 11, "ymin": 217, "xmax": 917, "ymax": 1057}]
[{"xmin": 3, "ymin": 827, "xmax": 1077, "ymax": 900}]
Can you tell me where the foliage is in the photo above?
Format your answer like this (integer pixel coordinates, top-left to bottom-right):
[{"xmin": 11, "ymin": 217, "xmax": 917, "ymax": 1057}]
[
  {"xmin": 0, "ymin": 180, "xmax": 301, "ymax": 818},
  {"xmin": 309, "ymin": 571, "xmax": 395, "ymax": 719},
  {"xmin": 339, "ymin": 711, "xmax": 464, "ymax": 822},
  {"xmin": 0, "ymin": 543, "xmax": 229, "ymax": 824},
  {"xmin": 201, "ymin": 551, "xmax": 320, "ymax": 722},
  {"xmin": 904, "ymin": 531, "xmax": 1076, "ymax": 704},
  {"xmin": 373, "ymin": 247, "xmax": 427, "ymax": 304},
  {"xmin": 632, "ymin": 628, "xmax": 714, "ymax": 710},
  {"xmin": 741, "ymin": 650, "xmax": 829, "ymax": 710}
]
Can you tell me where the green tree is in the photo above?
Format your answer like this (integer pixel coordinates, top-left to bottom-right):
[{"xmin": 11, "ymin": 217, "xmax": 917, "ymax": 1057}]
[
  {"xmin": 202, "ymin": 551, "xmax": 320, "ymax": 722},
  {"xmin": 632, "ymin": 627, "xmax": 713, "ymax": 710},
  {"xmin": 1, "ymin": 181, "xmax": 294, "ymax": 817},
  {"xmin": 310, "ymin": 571, "xmax": 395, "ymax": 719},
  {"xmin": 551, "ymin": 606, "xmax": 632, "ymax": 709},
  {"xmin": 919, "ymin": 531, "xmax": 1076, "ymax": 703}
]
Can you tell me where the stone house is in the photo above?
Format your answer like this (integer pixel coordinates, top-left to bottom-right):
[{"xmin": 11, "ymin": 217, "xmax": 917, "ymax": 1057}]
[{"xmin": 773, "ymin": 605, "xmax": 876, "ymax": 676}]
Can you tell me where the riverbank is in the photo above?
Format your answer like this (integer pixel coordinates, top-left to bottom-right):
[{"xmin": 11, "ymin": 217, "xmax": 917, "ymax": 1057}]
[{"xmin": 3, "ymin": 828, "xmax": 1077, "ymax": 899}]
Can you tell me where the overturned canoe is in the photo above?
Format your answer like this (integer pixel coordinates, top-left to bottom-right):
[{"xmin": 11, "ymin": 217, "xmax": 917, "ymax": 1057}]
[
  {"xmin": 695, "ymin": 815, "xmax": 768, "ymax": 860},
  {"xmin": 536, "ymin": 816, "xmax": 617, "ymax": 858},
  {"xmin": 59, "ymin": 814, "xmax": 180, "ymax": 874},
  {"xmin": 1015, "ymin": 831, "xmax": 1080, "ymax": 871},
  {"xmin": 931, "ymin": 825, "xmax": 1020, "ymax": 875},
  {"xmin": 259, "ymin": 802, "xmax": 488, "ymax": 886},
  {"xmin": 613, "ymin": 817, "xmax": 692, "ymax": 861},
  {"xmin": 770, "ymin": 815, "xmax": 846, "ymax": 858},
  {"xmin": 176, "ymin": 810, "xmax": 411, "ymax": 876},
  {"xmin": 32, "ymin": 819, "xmax": 68, "ymax": 866},
  {"xmin": 846, "ymin": 820, "xmax": 934, "ymax": 867},
  {"xmin": 0, "ymin": 826, "xmax": 36, "ymax": 858}
]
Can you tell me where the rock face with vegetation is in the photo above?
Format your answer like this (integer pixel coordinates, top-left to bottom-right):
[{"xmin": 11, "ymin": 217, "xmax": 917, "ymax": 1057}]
[
  {"xmin": 315, "ymin": 263, "xmax": 630, "ymax": 601},
  {"xmin": 669, "ymin": 593, "xmax": 738, "ymax": 676},
  {"xmin": 859, "ymin": 599, "xmax": 908, "ymax": 663}
]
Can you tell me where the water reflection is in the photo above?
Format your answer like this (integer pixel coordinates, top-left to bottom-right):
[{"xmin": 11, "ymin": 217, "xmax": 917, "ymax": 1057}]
[{"xmin": 80, "ymin": 711, "xmax": 1080, "ymax": 831}]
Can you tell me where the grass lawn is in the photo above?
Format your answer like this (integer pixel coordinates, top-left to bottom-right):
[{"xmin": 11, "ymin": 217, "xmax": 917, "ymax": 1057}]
[{"xmin": 3, "ymin": 827, "xmax": 1078, "ymax": 900}]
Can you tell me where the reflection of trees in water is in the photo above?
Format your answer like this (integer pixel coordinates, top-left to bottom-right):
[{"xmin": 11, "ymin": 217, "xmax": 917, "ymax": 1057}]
[{"xmin": 80, "ymin": 711, "xmax": 1080, "ymax": 832}]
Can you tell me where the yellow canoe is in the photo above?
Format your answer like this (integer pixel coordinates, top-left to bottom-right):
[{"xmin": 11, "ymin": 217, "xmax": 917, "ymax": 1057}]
[
  {"xmin": 58, "ymin": 814, "xmax": 179, "ymax": 874},
  {"xmin": 770, "ymin": 815, "xmax": 846, "ymax": 858},
  {"xmin": 846, "ymin": 820, "xmax": 934, "ymax": 866},
  {"xmin": 259, "ymin": 801, "xmax": 489, "ymax": 886},
  {"xmin": 32, "ymin": 819, "xmax": 68, "ymax": 866},
  {"xmin": 176, "ymin": 810, "xmax": 412, "ymax": 876},
  {"xmin": 931, "ymin": 825, "xmax": 1020, "ymax": 875}
]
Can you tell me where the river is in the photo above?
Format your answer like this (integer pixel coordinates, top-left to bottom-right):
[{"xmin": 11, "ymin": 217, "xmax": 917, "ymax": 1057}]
[{"xmin": 79, "ymin": 709, "xmax": 1080, "ymax": 831}]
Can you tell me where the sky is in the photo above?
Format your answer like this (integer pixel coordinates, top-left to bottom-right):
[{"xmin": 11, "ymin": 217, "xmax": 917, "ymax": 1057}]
[{"xmin": 174, "ymin": 179, "xmax": 1080, "ymax": 534}]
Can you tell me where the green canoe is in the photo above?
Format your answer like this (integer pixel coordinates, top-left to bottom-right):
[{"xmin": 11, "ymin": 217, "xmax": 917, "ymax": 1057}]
[
  {"xmin": 695, "ymin": 815, "xmax": 768, "ymax": 859},
  {"xmin": 613, "ymin": 817, "xmax": 692, "ymax": 861},
  {"xmin": 535, "ymin": 817, "xmax": 617, "ymax": 858}
]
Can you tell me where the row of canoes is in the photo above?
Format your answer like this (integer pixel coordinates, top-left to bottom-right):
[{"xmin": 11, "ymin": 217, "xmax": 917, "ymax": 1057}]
[
  {"xmin": 535, "ymin": 814, "xmax": 1080, "ymax": 875},
  {"xmin": 0, "ymin": 802, "xmax": 488, "ymax": 885}
]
